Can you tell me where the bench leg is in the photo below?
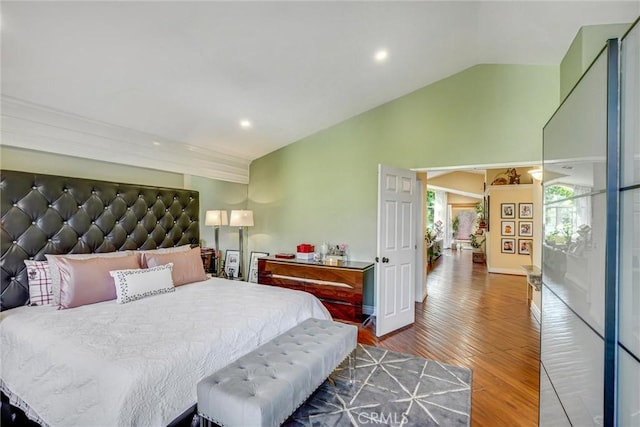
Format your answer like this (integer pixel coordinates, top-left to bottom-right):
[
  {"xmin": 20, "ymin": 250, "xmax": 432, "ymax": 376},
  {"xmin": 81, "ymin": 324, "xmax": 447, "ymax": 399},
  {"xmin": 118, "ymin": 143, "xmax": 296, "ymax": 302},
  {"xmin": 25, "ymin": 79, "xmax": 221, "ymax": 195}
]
[{"xmin": 348, "ymin": 349, "xmax": 356, "ymax": 385}]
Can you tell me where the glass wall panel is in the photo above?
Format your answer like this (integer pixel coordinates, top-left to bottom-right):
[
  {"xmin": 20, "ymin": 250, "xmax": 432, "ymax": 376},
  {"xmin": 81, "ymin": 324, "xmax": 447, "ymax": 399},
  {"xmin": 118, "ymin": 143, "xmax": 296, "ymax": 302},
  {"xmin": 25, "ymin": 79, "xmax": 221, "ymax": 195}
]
[
  {"xmin": 622, "ymin": 22, "xmax": 640, "ymax": 187},
  {"xmin": 543, "ymin": 52, "xmax": 607, "ymax": 193},
  {"xmin": 618, "ymin": 23, "xmax": 640, "ymax": 427},
  {"xmin": 620, "ymin": 189, "xmax": 640, "ymax": 358},
  {"xmin": 543, "ymin": 192, "xmax": 606, "ymax": 334},
  {"xmin": 618, "ymin": 347, "xmax": 640, "ymax": 426},
  {"xmin": 541, "ymin": 21, "xmax": 639, "ymax": 425},
  {"xmin": 539, "ymin": 366, "xmax": 571, "ymax": 427},
  {"xmin": 541, "ymin": 287, "xmax": 603, "ymax": 426}
]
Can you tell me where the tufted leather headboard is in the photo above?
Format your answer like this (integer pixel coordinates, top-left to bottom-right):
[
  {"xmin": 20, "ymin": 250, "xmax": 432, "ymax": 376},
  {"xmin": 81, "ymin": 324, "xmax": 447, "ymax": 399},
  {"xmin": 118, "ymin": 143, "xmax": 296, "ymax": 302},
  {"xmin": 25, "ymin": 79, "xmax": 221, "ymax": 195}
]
[{"xmin": 0, "ymin": 170, "xmax": 200, "ymax": 311}]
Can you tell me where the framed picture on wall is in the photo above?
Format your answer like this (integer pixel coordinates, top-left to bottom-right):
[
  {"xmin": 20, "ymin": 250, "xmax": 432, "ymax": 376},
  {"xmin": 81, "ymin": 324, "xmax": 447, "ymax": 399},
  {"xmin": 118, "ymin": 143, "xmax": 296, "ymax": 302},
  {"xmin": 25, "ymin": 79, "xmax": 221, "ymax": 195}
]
[
  {"xmin": 501, "ymin": 203, "xmax": 515, "ymax": 219},
  {"xmin": 519, "ymin": 221, "xmax": 533, "ymax": 237},
  {"xmin": 248, "ymin": 251, "xmax": 269, "ymax": 283},
  {"xmin": 519, "ymin": 203, "xmax": 533, "ymax": 219},
  {"xmin": 501, "ymin": 221, "xmax": 515, "ymax": 236},
  {"xmin": 224, "ymin": 250, "xmax": 240, "ymax": 279},
  {"xmin": 519, "ymin": 239, "xmax": 532, "ymax": 255},
  {"xmin": 501, "ymin": 238, "xmax": 515, "ymax": 254}
]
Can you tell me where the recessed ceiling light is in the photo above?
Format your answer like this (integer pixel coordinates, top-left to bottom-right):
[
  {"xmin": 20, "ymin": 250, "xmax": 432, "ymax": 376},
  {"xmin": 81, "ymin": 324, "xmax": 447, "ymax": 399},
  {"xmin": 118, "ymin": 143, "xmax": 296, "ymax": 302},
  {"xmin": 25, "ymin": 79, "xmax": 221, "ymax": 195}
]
[
  {"xmin": 240, "ymin": 119, "xmax": 252, "ymax": 129},
  {"xmin": 152, "ymin": 141, "xmax": 161, "ymax": 146},
  {"xmin": 374, "ymin": 49, "xmax": 388, "ymax": 62}
]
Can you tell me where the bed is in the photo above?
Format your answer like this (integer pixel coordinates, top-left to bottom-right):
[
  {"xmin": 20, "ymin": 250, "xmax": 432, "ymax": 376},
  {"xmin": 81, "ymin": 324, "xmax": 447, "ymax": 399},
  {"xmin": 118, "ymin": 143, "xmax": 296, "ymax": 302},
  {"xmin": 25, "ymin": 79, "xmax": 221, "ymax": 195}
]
[{"xmin": 0, "ymin": 170, "xmax": 330, "ymax": 426}]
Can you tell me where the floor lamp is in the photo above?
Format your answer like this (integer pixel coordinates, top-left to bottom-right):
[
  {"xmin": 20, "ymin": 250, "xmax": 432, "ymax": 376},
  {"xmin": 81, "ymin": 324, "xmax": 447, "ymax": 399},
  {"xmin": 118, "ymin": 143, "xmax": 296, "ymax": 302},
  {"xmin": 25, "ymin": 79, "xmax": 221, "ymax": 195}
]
[
  {"xmin": 229, "ymin": 210, "xmax": 254, "ymax": 280},
  {"xmin": 205, "ymin": 210, "xmax": 228, "ymax": 277}
]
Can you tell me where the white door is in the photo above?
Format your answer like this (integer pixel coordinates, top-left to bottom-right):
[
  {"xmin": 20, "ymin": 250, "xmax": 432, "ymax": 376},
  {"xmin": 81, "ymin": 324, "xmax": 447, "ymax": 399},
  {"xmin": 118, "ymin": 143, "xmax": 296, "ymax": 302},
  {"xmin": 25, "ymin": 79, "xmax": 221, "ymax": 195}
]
[{"xmin": 376, "ymin": 164, "xmax": 416, "ymax": 337}]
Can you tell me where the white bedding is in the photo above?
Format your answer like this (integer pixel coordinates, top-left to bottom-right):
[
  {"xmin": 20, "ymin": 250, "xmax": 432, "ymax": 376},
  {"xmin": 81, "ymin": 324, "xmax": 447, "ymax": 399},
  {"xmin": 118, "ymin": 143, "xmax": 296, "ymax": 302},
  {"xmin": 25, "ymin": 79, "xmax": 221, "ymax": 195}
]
[{"xmin": 0, "ymin": 278, "xmax": 331, "ymax": 427}]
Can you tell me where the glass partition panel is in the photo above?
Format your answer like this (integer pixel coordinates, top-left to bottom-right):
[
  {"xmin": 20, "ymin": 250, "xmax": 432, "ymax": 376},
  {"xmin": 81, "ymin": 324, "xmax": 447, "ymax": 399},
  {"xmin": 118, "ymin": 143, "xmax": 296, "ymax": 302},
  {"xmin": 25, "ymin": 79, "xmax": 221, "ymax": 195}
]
[
  {"xmin": 539, "ymin": 366, "xmax": 571, "ymax": 427},
  {"xmin": 617, "ymin": 22, "xmax": 640, "ymax": 427},
  {"xmin": 542, "ymin": 191, "xmax": 606, "ymax": 334},
  {"xmin": 618, "ymin": 347, "xmax": 640, "ymax": 426},
  {"xmin": 541, "ymin": 44, "xmax": 610, "ymax": 427},
  {"xmin": 622, "ymin": 22, "xmax": 640, "ymax": 187},
  {"xmin": 620, "ymin": 189, "xmax": 640, "ymax": 358},
  {"xmin": 541, "ymin": 287, "xmax": 603, "ymax": 426},
  {"xmin": 543, "ymin": 52, "xmax": 607, "ymax": 193}
]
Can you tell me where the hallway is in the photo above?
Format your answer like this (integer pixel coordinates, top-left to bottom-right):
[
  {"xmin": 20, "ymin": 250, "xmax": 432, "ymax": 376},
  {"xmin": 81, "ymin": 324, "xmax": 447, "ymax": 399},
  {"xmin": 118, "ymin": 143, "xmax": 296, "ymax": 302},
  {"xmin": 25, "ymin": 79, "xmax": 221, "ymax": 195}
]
[{"xmin": 359, "ymin": 250, "xmax": 540, "ymax": 426}]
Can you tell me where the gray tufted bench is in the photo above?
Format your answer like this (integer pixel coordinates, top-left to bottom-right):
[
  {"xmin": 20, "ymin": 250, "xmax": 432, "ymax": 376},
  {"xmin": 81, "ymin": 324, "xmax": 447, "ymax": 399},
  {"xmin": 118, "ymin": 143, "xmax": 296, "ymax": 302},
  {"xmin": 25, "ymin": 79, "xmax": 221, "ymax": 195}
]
[{"xmin": 197, "ymin": 318, "xmax": 357, "ymax": 427}]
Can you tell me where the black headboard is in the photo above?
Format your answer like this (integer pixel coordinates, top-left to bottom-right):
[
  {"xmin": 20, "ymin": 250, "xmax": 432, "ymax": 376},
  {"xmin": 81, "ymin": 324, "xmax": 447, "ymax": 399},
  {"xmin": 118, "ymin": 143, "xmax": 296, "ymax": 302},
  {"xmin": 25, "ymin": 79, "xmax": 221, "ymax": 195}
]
[{"xmin": 0, "ymin": 170, "xmax": 200, "ymax": 311}]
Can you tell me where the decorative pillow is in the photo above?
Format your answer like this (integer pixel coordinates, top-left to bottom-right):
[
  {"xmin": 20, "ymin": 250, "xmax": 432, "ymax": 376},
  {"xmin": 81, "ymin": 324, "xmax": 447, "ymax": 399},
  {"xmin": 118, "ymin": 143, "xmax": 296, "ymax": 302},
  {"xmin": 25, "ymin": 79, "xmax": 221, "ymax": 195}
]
[
  {"xmin": 109, "ymin": 263, "xmax": 175, "ymax": 304},
  {"xmin": 137, "ymin": 244, "xmax": 192, "ymax": 267},
  {"xmin": 45, "ymin": 251, "xmax": 133, "ymax": 306},
  {"xmin": 143, "ymin": 247, "xmax": 207, "ymax": 287},
  {"xmin": 23, "ymin": 260, "xmax": 53, "ymax": 306},
  {"xmin": 56, "ymin": 254, "xmax": 140, "ymax": 309}
]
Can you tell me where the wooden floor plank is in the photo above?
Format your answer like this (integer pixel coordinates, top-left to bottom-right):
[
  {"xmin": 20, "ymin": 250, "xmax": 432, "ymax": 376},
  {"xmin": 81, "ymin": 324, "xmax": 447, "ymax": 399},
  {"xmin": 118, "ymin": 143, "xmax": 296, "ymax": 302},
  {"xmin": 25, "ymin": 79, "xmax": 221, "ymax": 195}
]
[{"xmin": 358, "ymin": 250, "xmax": 540, "ymax": 426}]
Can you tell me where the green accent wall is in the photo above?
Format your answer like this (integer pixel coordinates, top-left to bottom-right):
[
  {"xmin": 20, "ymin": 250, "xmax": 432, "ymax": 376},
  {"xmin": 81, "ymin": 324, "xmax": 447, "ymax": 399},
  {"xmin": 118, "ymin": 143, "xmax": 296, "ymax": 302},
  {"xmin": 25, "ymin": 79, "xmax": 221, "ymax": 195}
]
[{"xmin": 248, "ymin": 64, "xmax": 559, "ymax": 274}]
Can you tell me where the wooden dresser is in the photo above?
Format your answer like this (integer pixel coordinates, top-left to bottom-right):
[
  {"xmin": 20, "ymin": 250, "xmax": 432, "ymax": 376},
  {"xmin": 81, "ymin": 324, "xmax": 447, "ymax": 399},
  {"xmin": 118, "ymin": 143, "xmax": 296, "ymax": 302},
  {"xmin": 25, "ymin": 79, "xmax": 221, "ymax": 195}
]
[{"xmin": 257, "ymin": 257, "xmax": 374, "ymax": 323}]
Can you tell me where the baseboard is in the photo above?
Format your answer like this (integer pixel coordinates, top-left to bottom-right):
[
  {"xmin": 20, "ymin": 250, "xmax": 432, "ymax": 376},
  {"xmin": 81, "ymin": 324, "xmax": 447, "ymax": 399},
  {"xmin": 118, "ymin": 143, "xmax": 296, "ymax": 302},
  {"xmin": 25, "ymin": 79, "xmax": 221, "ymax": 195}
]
[
  {"xmin": 363, "ymin": 305, "xmax": 375, "ymax": 316},
  {"xmin": 487, "ymin": 267, "xmax": 526, "ymax": 276},
  {"xmin": 420, "ymin": 288, "xmax": 428, "ymax": 302},
  {"xmin": 530, "ymin": 304, "xmax": 541, "ymax": 323}
]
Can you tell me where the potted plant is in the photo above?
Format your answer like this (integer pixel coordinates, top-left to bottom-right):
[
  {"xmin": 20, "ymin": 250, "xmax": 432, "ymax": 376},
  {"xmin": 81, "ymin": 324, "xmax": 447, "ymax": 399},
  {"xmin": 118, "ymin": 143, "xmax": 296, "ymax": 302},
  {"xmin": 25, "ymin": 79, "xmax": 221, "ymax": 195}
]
[
  {"xmin": 451, "ymin": 216, "xmax": 459, "ymax": 250},
  {"xmin": 475, "ymin": 201, "xmax": 487, "ymax": 230},
  {"xmin": 469, "ymin": 233, "xmax": 486, "ymax": 263}
]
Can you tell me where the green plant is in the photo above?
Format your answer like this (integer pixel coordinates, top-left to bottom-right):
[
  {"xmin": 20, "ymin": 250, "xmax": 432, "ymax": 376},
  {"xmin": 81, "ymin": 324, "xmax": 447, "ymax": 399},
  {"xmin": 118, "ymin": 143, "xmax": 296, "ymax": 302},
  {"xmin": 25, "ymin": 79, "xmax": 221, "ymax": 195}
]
[
  {"xmin": 475, "ymin": 201, "xmax": 487, "ymax": 229},
  {"xmin": 469, "ymin": 233, "xmax": 485, "ymax": 251},
  {"xmin": 451, "ymin": 216, "xmax": 459, "ymax": 238}
]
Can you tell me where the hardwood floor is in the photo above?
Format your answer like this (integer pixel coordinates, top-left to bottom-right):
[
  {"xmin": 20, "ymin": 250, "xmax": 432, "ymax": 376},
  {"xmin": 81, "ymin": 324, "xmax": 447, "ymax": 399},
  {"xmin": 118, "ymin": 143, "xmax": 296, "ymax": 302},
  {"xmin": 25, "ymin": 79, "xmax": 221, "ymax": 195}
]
[{"xmin": 358, "ymin": 249, "xmax": 540, "ymax": 426}]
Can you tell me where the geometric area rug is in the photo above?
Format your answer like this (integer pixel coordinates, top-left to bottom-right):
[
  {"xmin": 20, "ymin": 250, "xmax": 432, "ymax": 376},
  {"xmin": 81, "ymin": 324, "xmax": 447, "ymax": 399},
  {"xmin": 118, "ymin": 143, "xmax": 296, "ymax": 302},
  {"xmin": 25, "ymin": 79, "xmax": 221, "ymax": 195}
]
[{"xmin": 284, "ymin": 344, "xmax": 472, "ymax": 427}]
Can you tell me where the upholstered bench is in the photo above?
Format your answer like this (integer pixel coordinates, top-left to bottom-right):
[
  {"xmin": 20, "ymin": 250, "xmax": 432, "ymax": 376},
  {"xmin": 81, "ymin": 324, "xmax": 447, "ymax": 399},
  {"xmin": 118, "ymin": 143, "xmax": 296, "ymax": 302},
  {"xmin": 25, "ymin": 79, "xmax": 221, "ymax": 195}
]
[{"xmin": 197, "ymin": 318, "xmax": 357, "ymax": 427}]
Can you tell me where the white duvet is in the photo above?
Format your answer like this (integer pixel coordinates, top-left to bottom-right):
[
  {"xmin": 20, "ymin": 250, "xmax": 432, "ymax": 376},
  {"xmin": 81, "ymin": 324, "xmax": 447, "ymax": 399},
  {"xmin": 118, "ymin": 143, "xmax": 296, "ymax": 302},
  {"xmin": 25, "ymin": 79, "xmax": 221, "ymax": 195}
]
[{"xmin": 0, "ymin": 278, "xmax": 331, "ymax": 427}]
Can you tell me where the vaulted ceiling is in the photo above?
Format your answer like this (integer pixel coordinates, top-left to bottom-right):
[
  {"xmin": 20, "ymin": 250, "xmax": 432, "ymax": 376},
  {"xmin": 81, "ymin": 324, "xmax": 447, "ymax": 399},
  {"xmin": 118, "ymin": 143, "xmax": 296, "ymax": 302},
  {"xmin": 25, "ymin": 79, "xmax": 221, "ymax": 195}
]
[{"xmin": 2, "ymin": 1, "xmax": 638, "ymax": 182}]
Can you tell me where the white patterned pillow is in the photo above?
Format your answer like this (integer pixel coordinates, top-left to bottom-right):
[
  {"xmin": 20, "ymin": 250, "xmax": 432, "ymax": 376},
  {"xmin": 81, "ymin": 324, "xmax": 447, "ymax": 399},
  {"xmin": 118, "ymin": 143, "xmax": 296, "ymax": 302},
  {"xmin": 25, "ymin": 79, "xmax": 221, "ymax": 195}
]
[
  {"xmin": 24, "ymin": 260, "xmax": 53, "ymax": 306},
  {"xmin": 109, "ymin": 263, "xmax": 175, "ymax": 304}
]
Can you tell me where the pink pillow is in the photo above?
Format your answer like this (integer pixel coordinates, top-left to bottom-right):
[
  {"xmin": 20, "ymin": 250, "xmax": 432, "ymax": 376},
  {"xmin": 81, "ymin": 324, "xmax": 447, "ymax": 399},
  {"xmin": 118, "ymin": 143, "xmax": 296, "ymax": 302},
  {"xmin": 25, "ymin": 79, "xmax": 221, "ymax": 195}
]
[
  {"xmin": 143, "ymin": 247, "xmax": 206, "ymax": 286},
  {"xmin": 57, "ymin": 254, "xmax": 140, "ymax": 309},
  {"xmin": 137, "ymin": 244, "xmax": 192, "ymax": 267},
  {"xmin": 46, "ymin": 251, "xmax": 134, "ymax": 306}
]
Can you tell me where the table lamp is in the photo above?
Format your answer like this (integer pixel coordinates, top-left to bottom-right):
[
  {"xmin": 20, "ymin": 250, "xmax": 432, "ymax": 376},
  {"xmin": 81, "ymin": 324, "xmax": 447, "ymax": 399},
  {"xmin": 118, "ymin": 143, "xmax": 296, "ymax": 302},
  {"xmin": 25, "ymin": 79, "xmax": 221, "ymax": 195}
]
[
  {"xmin": 229, "ymin": 210, "xmax": 254, "ymax": 280},
  {"xmin": 205, "ymin": 210, "xmax": 228, "ymax": 277}
]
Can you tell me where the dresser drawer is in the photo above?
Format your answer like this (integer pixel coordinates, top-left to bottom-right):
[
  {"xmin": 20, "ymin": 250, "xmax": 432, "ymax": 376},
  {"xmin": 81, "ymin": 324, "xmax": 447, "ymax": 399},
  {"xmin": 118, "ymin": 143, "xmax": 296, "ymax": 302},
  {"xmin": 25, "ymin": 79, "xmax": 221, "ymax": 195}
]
[
  {"xmin": 319, "ymin": 299, "xmax": 360, "ymax": 322},
  {"xmin": 308, "ymin": 283, "xmax": 358, "ymax": 302}
]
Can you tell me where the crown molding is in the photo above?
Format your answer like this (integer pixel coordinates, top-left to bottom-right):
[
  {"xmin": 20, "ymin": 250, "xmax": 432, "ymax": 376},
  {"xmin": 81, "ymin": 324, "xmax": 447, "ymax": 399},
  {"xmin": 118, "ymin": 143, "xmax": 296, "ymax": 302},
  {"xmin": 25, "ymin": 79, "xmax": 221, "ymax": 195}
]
[{"xmin": 0, "ymin": 96, "xmax": 251, "ymax": 184}]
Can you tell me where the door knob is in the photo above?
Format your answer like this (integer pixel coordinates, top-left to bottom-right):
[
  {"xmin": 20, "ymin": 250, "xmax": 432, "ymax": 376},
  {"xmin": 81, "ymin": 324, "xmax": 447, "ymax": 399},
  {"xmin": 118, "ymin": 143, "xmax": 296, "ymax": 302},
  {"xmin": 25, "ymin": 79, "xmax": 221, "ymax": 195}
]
[
  {"xmin": 375, "ymin": 257, "xmax": 380, "ymax": 262},
  {"xmin": 382, "ymin": 257, "xmax": 389, "ymax": 263}
]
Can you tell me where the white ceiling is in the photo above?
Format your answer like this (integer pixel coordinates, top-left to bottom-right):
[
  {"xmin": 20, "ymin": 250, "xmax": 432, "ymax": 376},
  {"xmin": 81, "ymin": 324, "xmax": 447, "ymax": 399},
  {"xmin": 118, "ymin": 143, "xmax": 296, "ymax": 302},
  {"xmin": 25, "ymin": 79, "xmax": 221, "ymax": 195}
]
[{"xmin": 2, "ymin": 1, "xmax": 639, "ymax": 166}]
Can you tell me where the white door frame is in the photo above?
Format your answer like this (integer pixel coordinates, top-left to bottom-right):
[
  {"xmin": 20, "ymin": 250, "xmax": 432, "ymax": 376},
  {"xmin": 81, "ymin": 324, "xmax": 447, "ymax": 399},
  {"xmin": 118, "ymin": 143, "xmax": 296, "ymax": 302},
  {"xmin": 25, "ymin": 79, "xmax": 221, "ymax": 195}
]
[{"xmin": 415, "ymin": 178, "xmax": 426, "ymax": 302}]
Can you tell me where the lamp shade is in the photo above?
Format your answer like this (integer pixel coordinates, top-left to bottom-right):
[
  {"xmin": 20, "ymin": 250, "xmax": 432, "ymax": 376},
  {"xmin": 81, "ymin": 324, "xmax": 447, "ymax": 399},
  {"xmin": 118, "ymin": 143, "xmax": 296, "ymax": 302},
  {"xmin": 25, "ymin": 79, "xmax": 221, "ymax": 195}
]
[
  {"xmin": 205, "ymin": 210, "xmax": 228, "ymax": 226},
  {"xmin": 229, "ymin": 210, "xmax": 254, "ymax": 227}
]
